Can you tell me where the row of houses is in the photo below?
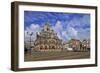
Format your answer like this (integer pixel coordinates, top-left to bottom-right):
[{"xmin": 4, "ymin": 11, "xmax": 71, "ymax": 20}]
[{"xmin": 63, "ymin": 39, "xmax": 90, "ymax": 52}]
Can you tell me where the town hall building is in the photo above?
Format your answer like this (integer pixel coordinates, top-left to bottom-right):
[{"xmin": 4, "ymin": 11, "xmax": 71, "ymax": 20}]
[{"xmin": 33, "ymin": 22, "xmax": 63, "ymax": 51}]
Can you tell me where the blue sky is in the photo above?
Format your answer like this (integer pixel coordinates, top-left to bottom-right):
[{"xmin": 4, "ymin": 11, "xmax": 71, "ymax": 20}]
[{"xmin": 24, "ymin": 11, "xmax": 90, "ymax": 42}]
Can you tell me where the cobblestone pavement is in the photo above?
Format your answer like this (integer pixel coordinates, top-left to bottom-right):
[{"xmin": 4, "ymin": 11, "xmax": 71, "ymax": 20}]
[{"xmin": 24, "ymin": 51, "xmax": 90, "ymax": 61}]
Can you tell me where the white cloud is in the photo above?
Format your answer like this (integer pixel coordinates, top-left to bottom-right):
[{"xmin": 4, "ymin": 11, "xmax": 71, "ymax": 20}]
[
  {"xmin": 52, "ymin": 21, "xmax": 63, "ymax": 32},
  {"xmin": 67, "ymin": 27, "xmax": 78, "ymax": 39},
  {"xmin": 52, "ymin": 18, "xmax": 90, "ymax": 42},
  {"xmin": 65, "ymin": 15, "xmax": 90, "ymax": 41},
  {"xmin": 24, "ymin": 24, "xmax": 41, "ymax": 42},
  {"xmin": 52, "ymin": 20, "xmax": 79, "ymax": 41},
  {"xmin": 77, "ymin": 28, "xmax": 90, "ymax": 40},
  {"xmin": 24, "ymin": 17, "xmax": 90, "ymax": 43},
  {"xmin": 67, "ymin": 15, "xmax": 90, "ymax": 28},
  {"xmin": 81, "ymin": 15, "xmax": 90, "ymax": 25},
  {"xmin": 61, "ymin": 31, "xmax": 70, "ymax": 41},
  {"xmin": 52, "ymin": 21, "xmax": 64, "ymax": 40},
  {"xmin": 52, "ymin": 21, "xmax": 69, "ymax": 42}
]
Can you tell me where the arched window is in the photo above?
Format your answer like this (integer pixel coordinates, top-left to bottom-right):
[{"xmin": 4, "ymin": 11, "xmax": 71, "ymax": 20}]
[
  {"xmin": 52, "ymin": 46, "xmax": 55, "ymax": 49},
  {"xmin": 45, "ymin": 45, "xmax": 47, "ymax": 49},
  {"xmin": 40, "ymin": 46, "xmax": 43, "ymax": 50}
]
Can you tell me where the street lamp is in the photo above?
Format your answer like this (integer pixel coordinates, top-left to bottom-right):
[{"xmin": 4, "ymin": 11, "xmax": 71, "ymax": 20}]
[{"xmin": 27, "ymin": 31, "xmax": 33, "ymax": 55}]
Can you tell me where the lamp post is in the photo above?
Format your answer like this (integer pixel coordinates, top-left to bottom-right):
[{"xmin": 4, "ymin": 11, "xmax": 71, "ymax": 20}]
[{"xmin": 27, "ymin": 31, "xmax": 33, "ymax": 55}]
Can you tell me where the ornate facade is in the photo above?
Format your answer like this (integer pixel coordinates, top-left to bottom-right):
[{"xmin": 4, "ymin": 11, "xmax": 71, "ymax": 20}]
[
  {"xmin": 33, "ymin": 22, "xmax": 63, "ymax": 51},
  {"xmin": 68, "ymin": 39, "xmax": 90, "ymax": 52},
  {"xmin": 68, "ymin": 39, "xmax": 81, "ymax": 51},
  {"xmin": 81, "ymin": 40, "xmax": 90, "ymax": 51}
]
